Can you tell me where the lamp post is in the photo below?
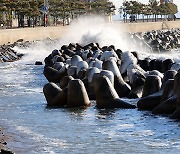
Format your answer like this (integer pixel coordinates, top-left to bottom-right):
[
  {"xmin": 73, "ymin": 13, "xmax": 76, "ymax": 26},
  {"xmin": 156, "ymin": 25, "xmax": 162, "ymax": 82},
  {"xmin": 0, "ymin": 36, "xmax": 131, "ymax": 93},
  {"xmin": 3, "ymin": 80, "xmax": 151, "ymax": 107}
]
[
  {"xmin": 43, "ymin": 0, "xmax": 48, "ymax": 27},
  {"xmin": 122, "ymin": 0, "xmax": 127, "ymax": 23}
]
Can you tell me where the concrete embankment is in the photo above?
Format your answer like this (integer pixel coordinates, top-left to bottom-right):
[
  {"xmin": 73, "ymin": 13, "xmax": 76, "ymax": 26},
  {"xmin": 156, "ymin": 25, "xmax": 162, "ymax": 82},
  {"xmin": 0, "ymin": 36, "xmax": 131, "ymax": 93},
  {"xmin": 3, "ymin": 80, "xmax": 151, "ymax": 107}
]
[
  {"xmin": 0, "ymin": 26, "xmax": 68, "ymax": 45},
  {"xmin": 112, "ymin": 20, "xmax": 180, "ymax": 33},
  {"xmin": 0, "ymin": 21, "xmax": 180, "ymax": 45}
]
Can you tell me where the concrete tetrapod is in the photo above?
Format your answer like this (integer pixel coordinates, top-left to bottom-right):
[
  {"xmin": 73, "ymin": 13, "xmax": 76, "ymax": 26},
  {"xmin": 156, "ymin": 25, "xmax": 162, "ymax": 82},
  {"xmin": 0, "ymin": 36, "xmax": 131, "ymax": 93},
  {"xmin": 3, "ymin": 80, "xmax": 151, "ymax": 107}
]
[
  {"xmin": 67, "ymin": 79, "xmax": 91, "ymax": 108},
  {"xmin": 93, "ymin": 75, "xmax": 136, "ymax": 109}
]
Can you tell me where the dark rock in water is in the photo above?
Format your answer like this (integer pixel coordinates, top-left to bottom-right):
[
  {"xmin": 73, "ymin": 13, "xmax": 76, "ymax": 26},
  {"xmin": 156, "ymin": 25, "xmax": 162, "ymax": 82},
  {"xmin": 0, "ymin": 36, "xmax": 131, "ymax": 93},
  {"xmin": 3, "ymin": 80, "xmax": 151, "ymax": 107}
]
[
  {"xmin": 91, "ymin": 46, "xmax": 99, "ymax": 52},
  {"xmin": 44, "ymin": 55, "xmax": 53, "ymax": 67},
  {"xmin": 35, "ymin": 61, "xmax": 43, "ymax": 65},
  {"xmin": 63, "ymin": 49, "xmax": 75, "ymax": 57},
  {"xmin": 61, "ymin": 45, "xmax": 68, "ymax": 51},
  {"xmin": 108, "ymin": 45, "xmax": 116, "ymax": 51},
  {"xmin": 76, "ymin": 43, "xmax": 83, "ymax": 50},
  {"xmin": 162, "ymin": 59, "xmax": 174, "ymax": 73},
  {"xmin": 0, "ymin": 45, "xmax": 21, "ymax": 63},
  {"xmin": 43, "ymin": 82, "xmax": 61, "ymax": 106},
  {"xmin": 67, "ymin": 79, "xmax": 91, "ymax": 108},
  {"xmin": 60, "ymin": 76, "xmax": 74, "ymax": 89},
  {"xmin": 131, "ymin": 51, "xmax": 139, "ymax": 60},
  {"xmin": 138, "ymin": 59, "xmax": 150, "ymax": 71},
  {"xmin": 152, "ymin": 96, "xmax": 176, "ymax": 114},
  {"xmin": 128, "ymin": 85, "xmax": 143, "ymax": 99},
  {"xmin": 174, "ymin": 72, "xmax": 180, "ymax": 108},
  {"xmin": 42, "ymin": 42, "xmax": 180, "ymax": 121},
  {"xmin": 78, "ymin": 69, "xmax": 86, "ymax": 80},
  {"xmin": 43, "ymin": 82, "xmax": 68, "ymax": 107},
  {"xmin": 161, "ymin": 70, "xmax": 177, "ymax": 89},
  {"xmin": 137, "ymin": 92, "xmax": 162, "ymax": 110},
  {"xmin": 115, "ymin": 49, "xmax": 122, "ymax": 59},
  {"xmin": 101, "ymin": 46, "xmax": 108, "ymax": 52},
  {"xmin": 142, "ymin": 75, "xmax": 161, "ymax": 97},
  {"xmin": 161, "ymin": 79, "xmax": 174, "ymax": 103},
  {"xmin": 43, "ymin": 66, "xmax": 66, "ymax": 83},
  {"xmin": 114, "ymin": 76, "xmax": 131, "ymax": 98},
  {"xmin": 170, "ymin": 107, "xmax": 180, "ymax": 120},
  {"xmin": 67, "ymin": 66, "xmax": 77, "ymax": 78},
  {"xmin": 140, "ymin": 29, "xmax": 180, "ymax": 52},
  {"xmin": 51, "ymin": 87, "xmax": 68, "ymax": 107},
  {"xmin": 0, "ymin": 149, "xmax": 15, "ymax": 154},
  {"xmin": 149, "ymin": 59, "xmax": 156, "ymax": 71},
  {"xmin": 102, "ymin": 59, "xmax": 131, "ymax": 97},
  {"xmin": 93, "ymin": 75, "xmax": 136, "ymax": 109},
  {"xmin": 51, "ymin": 49, "xmax": 61, "ymax": 57},
  {"xmin": 100, "ymin": 70, "xmax": 114, "ymax": 86},
  {"xmin": 53, "ymin": 62, "xmax": 64, "ymax": 70},
  {"xmin": 56, "ymin": 56, "xmax": 65, "ymax": 62},
  {"xmin": 68, "ymin": 43, "xmax": 76, "ymax": 50}
]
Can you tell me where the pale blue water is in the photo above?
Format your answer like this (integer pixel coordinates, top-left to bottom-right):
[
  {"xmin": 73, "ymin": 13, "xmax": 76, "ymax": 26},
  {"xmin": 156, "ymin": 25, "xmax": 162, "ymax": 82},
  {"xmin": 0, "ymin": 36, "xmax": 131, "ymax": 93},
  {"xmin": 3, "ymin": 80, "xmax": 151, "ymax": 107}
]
[{"xmin": 0, "ymin": 42, "xmax": 180, "ymax": 154}]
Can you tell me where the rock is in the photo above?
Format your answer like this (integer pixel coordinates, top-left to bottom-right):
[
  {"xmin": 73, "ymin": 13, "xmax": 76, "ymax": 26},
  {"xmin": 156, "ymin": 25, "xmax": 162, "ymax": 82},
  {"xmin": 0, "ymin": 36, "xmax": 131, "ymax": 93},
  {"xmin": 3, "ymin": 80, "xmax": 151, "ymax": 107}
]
[
  {"xmin": 43, "ymin": 82, "xmax": 61, "ymax": 106},
  {"xmin": 137, "ymin": 92, "xmax": 162, "ymax": 110},
  {"xmin": 0, "ymin": 149, "xmax": 15, "ymax": 154},
  {"xmin": 43, "ymin": 82, "xmax": 67, "ymax": 107},
  {"xmin": 60, "ymin": 76, "xmax": 74, "ymax": 89},
  {"xmin": 93, "ymin": 75, "xmax": 136, "ymax": 109},
  {"xmin": 35, "ymin": 61, "xmax": 43, "ymax": 65},
  {"xmin": 67, "ymin": 79, "xmax": 91, "ymax": 108},
  {"xmin": 142, "ymin": 75, "xmax": 162, "ymax": 97},
  {"xmin": 170, "ymin": 107, "xmax": 180, "ymax": 120},
  {"xmin": 152, "ymin": 96, "xmax": 176, "ymax": 114},
  {"xmin": 43, "ymin": 66, "xmax": 66, "ymax": 83}
]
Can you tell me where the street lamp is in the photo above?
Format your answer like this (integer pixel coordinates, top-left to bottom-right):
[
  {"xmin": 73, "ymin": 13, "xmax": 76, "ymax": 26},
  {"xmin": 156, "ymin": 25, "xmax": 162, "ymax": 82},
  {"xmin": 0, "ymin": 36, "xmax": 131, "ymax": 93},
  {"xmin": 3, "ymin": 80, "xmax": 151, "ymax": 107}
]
[
  {"xmin": 122, "ymin": 0, "xmax": 127, "ymax": 23},
  {"xmin": 43, "ymin": 0, "xmax": 48, "ymax": 27}
]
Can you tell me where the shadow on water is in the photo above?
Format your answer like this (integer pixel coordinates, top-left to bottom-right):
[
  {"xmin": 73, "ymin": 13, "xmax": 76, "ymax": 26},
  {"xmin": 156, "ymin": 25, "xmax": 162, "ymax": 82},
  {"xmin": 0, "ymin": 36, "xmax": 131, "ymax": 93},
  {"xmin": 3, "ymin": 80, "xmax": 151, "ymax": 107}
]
[{"xmin": 95, "ymin": 108, "xmax": 117, "ymax": 120}]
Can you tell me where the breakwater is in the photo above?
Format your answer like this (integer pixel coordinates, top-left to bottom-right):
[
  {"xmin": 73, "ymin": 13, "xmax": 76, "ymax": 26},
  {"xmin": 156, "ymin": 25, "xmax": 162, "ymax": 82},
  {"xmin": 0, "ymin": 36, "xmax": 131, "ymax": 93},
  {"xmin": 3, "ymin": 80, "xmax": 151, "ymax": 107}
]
[
  {"xmin": 0, "ymin": 43, "xmax": 23, "ymax": 63},
  {"xmin": 1, "ymin": 21, "xmax": 180, "ymax": 45}
]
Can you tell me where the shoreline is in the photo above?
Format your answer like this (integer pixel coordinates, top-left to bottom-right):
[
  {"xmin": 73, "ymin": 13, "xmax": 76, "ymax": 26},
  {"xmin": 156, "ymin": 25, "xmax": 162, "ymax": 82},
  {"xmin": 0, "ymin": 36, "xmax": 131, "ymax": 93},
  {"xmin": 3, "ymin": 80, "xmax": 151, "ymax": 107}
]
[{"xmin": 0, "ymin": 126, "xmax": 14, "ymax": 154}]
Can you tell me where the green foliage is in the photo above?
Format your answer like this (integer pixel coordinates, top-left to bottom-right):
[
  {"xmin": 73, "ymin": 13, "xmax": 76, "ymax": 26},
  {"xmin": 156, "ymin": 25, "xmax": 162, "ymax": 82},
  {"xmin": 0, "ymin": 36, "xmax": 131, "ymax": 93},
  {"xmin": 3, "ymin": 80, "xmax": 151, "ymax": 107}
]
[
  {"xmin": 120, "ymin": 0, "xmax": 178, "ymax": 21},
  {"xmin": 49, "ymin": 0, "xmax": 115, "ymax": 18},
  {"xmin": 48, "ymin": 0, "xmax": 115, "ymax": 25},
  {"xmin": 0, "ymin": 0, "xmax": 115, "ymax": 26},
  {"xmin": 88, "ymin": 0, "xmax": 115, "ymax": 15},
  {"xmin": 123, "ymin": 1, "xmax": 144, "ymax": 15},
  {"xmin": 165, "ymin": 2, "xmax": 178, "ymax": 15}
]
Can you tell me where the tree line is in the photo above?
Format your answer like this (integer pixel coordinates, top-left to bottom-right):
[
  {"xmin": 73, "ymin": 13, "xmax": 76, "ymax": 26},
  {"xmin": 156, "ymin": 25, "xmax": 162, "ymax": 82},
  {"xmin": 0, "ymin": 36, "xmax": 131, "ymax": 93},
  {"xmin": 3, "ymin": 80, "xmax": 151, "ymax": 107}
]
[
  {"xmin": 0, "ymin": 0, "xmax": 115, "ymax": 27},
  {"xmin": 119, "ymin": 0, "xmax": 178, "ymax": 22}
]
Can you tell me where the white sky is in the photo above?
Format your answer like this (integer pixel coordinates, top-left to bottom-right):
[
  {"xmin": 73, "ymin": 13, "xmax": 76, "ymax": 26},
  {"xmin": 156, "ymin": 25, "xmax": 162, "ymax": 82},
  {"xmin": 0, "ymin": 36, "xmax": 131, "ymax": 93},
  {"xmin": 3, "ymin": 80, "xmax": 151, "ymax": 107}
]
[{"xmin": 111, "ymin": 0, "xmax": 180, "ymax": 11}]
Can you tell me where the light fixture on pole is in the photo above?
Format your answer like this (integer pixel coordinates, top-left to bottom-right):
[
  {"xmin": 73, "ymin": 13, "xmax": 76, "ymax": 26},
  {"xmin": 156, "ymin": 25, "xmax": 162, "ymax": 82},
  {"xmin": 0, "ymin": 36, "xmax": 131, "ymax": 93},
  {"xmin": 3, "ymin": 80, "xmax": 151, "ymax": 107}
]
[{"xmin": 43, "ymin": 0, "xmax": 48, "ymax": 27}]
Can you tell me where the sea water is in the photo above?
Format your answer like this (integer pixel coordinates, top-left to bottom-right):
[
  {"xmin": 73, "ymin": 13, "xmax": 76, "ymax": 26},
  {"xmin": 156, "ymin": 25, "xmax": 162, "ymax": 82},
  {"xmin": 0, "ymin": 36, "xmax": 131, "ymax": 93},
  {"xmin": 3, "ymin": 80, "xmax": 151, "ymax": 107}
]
[{"xmin": 0, "ymin": 17, "xmax": 180, "ymax": 154}]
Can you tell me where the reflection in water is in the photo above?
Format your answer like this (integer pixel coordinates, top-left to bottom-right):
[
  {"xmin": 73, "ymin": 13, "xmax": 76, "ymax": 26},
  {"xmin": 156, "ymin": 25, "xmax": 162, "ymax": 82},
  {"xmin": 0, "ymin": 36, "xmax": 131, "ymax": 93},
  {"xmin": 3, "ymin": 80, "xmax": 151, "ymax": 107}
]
[{"xmin": 96, "ymin": 108, "xmax": 117, "ymax": 120}]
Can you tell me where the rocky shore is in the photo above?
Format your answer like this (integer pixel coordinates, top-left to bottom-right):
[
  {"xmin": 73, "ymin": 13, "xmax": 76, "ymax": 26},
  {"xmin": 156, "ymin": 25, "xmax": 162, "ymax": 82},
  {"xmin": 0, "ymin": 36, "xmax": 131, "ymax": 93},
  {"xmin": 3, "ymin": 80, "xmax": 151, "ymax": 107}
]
[
  {"xmin": 133, "ymin": 28, "xmax": 180, "ymax": 52},
  {"xmin": 0, "ymin": 40, "xmax": 26, "ymax": 63}
]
